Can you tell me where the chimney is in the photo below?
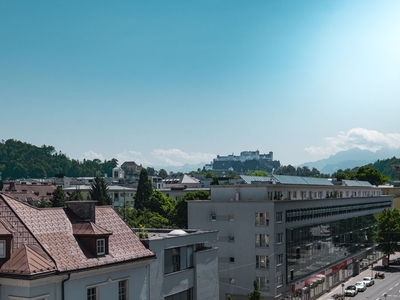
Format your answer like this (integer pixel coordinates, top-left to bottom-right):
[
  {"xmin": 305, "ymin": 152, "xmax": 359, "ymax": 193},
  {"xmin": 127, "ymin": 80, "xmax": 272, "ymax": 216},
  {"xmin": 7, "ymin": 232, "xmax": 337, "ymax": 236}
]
[
  {"xmin": 66, "ymin": 201, "xmax": 97, "ymax": 223},
  {"xmin": 8, "ymin": 182, "xmax": 16, "ymax": 191}
]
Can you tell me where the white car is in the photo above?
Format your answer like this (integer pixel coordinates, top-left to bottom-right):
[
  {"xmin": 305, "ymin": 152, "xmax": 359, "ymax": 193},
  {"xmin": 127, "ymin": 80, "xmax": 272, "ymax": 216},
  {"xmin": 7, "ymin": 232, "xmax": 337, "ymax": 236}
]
[
  {"xmin": 345, "ymin": 285, "xmax": 358, "ymax": 297},
  {"xmin": 355, "ymin": 281, "xmax": 367, "ymax": 292},
  {"xmin": 363, "ymin": 277, "xmax": 375, "ymax": 286}
]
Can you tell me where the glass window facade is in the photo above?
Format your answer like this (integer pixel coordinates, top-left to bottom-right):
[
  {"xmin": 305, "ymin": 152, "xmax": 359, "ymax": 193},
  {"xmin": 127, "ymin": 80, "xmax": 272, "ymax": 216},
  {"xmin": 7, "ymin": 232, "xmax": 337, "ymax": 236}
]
[{"xmin": 286, "ymin": 215, "xmax": 375, "ymax": 282}]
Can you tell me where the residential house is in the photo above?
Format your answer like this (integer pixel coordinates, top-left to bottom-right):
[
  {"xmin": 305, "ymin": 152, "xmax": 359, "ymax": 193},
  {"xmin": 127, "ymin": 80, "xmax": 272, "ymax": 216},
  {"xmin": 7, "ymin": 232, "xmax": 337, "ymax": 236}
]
[
  {"xmin": 0, "ymin": 195, "xmax": 155, "ymax": 300},
  {"xmin": 3, "ymin": 181, "xmax": 56, "ymax": 206},
  {"xmin": 63, "ymin": 185, "xmax": 136, "ymax": 209}
]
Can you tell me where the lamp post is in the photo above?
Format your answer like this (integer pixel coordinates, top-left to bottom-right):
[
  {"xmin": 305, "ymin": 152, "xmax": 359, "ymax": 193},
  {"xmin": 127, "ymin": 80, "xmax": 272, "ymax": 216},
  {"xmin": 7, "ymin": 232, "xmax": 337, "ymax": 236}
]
[
  {"xmin": 384, "ymin": 293, "xmax": 387, "ymax": 300},
  {"xmin": 341, "ymin": 283, "xmax": 345, "ymax": 295},
  {"xmin": 371, "ymin": 255, "xmax": 375, "ymax": 277}
]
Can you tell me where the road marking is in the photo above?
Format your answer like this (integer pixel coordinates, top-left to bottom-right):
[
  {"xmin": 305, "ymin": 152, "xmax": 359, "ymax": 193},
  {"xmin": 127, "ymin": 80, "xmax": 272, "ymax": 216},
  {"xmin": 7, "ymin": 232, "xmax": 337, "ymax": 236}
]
[
  {"xmin": 396, "ymin": 283, "xmax": 399, "ymax": 287},
  {"xmin": 389, "ymin": 288, "xmax": 393, "ymax": 291}
]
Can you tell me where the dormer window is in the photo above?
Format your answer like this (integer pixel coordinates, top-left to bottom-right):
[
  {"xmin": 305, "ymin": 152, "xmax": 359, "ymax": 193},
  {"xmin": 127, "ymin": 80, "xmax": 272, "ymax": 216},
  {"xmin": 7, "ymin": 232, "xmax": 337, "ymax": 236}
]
[
  {"xmin": 97, "ymin": 239, "xmax": 105, "ymax": 255},
  {"xmin": 0, "ymin": 240, "xmax": 6, "ymax": 258},
  {"xmin": 71, "ymin": 221, "xmax": 112, "ymax": 257}
]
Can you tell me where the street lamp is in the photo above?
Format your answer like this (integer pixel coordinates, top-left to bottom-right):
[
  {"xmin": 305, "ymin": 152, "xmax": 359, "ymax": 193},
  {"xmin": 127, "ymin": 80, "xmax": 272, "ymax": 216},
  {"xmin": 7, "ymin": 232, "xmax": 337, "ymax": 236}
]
[
  {"xmin": 384, "ymin": 293, "xmax": 387, "ymax": 300},
  {"xmin": 341, "ymin": 283, "xmax": 345, "ymax": 295}
]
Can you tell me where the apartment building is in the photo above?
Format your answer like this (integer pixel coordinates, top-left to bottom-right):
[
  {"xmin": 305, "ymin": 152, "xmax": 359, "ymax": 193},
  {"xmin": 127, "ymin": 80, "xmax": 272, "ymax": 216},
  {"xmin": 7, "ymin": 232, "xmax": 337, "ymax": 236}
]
[
  {"xmin": 140, "ymin": 228, "xmax": 219, "ymax": 300},
  {"xmin": 188, "ymin": 175, "xmax": 393, "ymax": 300}
]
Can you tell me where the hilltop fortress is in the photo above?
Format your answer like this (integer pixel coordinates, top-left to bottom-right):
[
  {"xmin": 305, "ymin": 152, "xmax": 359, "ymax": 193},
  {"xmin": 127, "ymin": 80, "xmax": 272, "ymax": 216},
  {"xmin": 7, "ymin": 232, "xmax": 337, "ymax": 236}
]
[{"xmin": 204, "ymin": 150, "xmax": 280, "ymax": 173}]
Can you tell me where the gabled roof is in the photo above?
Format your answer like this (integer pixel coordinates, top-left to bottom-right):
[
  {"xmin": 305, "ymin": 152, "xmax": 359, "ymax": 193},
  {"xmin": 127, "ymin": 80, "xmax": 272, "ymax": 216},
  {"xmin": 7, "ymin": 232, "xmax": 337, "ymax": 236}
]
[
  {"xmin": 0, "ymin": 194, "xmax": 155, "ymax": 276},
  {"xmin": 72, "ymin": 222, "xmax": 112, "ymax": 236},
  {"xmin": 1, "ymin": 244, "xmax": 56, "ymax": 275}
]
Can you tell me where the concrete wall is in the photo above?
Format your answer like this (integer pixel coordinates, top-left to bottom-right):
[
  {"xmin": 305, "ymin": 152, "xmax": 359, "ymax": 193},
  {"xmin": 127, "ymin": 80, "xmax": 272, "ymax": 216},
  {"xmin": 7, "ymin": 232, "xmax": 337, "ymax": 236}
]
[{"xmin": 194, "ymin": 247, "xmax": 219, "ymax": 300}]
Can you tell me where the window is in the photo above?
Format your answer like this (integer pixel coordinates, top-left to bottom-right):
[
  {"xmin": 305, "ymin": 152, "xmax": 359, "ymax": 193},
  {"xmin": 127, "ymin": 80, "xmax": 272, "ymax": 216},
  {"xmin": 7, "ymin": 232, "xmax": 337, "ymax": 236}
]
[
  {"xmin": 276, "ymin": 212, "xmax": 283, "ymax": 222},
  {"xmin": 277, "ymin": 253, "xmax": 283, "ymax": 265},
  {"xmin": 118, "ymin": 280, "xmax": 128, "ymax": 300},
  {"xmin": 255, "ymin": 234, "xmax": 269, "ymax": 247},
  {"xmin": 277, "ymin": 274, "xmax": 283, "ymax": 286},
  {"xmin": 230, "ymin": 278, "xmax": 235, "ymax": 285},
  {"xmin": 230, "ymin": 257, "xmax": 235, "ymax": 263},
  {"xmin": 255, "ymin": 212, "xmax": 269, "ymax": 226},
  {"xmin": 277, "ymin": 233, "xmax": 283, "ymax": 244},
  {"xmin": 256, "ymin": 277, "xmax": 269, "ymax": 291},
  {"xmin": 229, "ymin": 236, "xmax": 235, "ymax": 243},
  {"xmin": 165, "ymin": 248, "xmax": 181, "ymax": 274},
  {"xmin": 87, "ymin": 287, "xmax": 97, "ymax": 300},
  {"xmin": 256, "ymin": 255, "xmax": 269, "ymax": 268},
  {"xmin": 211, "ymin": 214, "xmax": 216, "ymax": 221},
  {"xmin": 96, "ymin": 239, "xmax": 105, "ymax": 255},
  {"xmin": 186, "ymin": 246, "xmax": 194, "ymax": 268},
  {"xmin": 165, "ymin": 288, "xmax": 193, "ymax": 300},
  {"xmin": 0, "ymin": 240, "xmax": 5, "ymax": 258},
  {"xmin": 229, "ymin": 214, "xmax": 234, "ymax": 221}
]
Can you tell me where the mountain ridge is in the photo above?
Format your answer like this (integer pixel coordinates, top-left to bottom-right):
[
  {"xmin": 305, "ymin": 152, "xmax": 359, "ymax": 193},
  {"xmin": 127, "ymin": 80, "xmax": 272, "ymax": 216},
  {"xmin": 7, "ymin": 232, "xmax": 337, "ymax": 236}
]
[{"xmin": 300, "ymin": 147, "xmax": 400, "ymax": 175}]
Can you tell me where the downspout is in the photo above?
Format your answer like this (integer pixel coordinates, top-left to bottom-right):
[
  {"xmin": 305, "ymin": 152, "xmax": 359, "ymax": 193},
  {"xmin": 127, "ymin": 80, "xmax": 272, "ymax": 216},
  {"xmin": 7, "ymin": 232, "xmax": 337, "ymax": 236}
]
[{"xmin": 62, "ymin": 273, "xmax": 71, "ymax": 300}]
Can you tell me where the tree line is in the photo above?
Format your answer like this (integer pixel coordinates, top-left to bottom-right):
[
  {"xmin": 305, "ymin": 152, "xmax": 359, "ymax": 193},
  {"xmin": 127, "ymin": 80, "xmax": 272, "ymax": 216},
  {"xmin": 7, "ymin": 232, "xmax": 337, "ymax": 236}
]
[{"xmin": 0, "ymin": 139, "xmax": 118, "ymax": 179}]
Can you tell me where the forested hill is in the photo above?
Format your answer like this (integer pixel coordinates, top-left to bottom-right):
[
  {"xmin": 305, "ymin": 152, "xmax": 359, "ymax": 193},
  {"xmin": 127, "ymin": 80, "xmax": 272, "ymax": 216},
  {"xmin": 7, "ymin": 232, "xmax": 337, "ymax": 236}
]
[
  {"xmin": 0, "ymin": 139, "xmax": 118, "ymax": 180},
  {"xmin": 368, "ymin": 156, "xmax": 400, "ymax": 180}
]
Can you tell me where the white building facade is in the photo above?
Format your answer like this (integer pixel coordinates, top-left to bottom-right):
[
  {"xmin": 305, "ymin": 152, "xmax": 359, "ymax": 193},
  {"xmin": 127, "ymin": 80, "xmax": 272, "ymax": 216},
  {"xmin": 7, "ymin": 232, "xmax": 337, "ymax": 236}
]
[
  {"xmin": 188, "ymin": 175, "xmax": 393, "ymax": 300},
  {"xmin": 143, "ymin": 229, "xmax": 219, "ymax": 300}
]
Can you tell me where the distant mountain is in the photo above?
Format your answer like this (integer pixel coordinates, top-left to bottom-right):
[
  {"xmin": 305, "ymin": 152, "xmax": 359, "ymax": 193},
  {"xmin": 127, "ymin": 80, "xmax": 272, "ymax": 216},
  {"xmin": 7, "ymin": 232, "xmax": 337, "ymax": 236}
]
[
  {"xmin": 152, "ymin": 163, "xmax": 206, "ymax": 174},
  {"xmin": 300, "ymin": 148, "xmax": 400, "ymax": 175}
]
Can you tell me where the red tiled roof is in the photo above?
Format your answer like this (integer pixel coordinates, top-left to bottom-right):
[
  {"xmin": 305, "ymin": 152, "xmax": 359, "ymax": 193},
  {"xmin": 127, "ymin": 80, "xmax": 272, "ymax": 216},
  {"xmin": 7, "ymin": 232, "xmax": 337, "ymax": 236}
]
[{"xmin": 0, "ymin": 194, "xmax": 155, "ymax": 275}]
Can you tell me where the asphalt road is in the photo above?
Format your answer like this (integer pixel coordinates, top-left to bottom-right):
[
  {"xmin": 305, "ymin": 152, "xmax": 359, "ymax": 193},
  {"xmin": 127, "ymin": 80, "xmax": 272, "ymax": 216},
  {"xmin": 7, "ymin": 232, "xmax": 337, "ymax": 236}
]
[{"xmin": 319, "ymin": 256, "xmax": 400, "ymax": 300}]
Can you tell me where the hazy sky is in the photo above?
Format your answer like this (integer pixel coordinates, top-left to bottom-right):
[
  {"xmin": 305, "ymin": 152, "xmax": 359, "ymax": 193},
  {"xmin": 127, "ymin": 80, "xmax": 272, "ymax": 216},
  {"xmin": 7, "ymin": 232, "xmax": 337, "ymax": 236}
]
[{"xmin": 1, "ymin": 1, "xmax": 400, "ymax": 168}]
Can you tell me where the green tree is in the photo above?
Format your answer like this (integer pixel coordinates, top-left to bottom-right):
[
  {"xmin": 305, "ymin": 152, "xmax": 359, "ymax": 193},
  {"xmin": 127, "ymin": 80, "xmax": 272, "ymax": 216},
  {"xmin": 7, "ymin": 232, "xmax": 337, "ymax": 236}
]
[
  {"xmin": 356, "ymin": 166, "xmax": 390, "ymax": 186},
  {"xmin": 374, "ymin": 209, "xmax": 400, "ymax": 261},
  {"xmin": 248, "ymin": 280, "xmax": 262, "ymax": 300},
  {"xmin": 204, "ymin": 171, "xmax": 214, "ymax": 179},
  {"xmin": 247, "ymin": 170, "xmax": 268, "ymax": 177},
  {"xmin": 332, "ymin": 168, "xmax": 357, "ymax": 181},
  {"xmin": 51, "ymin": 186, "xmax": 66, "ymax": 207},
  {"xmin": 37, "ymin": 197, "xmax": 51, "ymax": 208},
  {"xmin": 126, "ymin": 207, "xmax": 171, "ymax": 229},
  {"xmin": 68, "ymin": 189, "xmax": 84, "ymax": 201},
  {"xmin": 147, "ymin": 167, "xmax": 156, "ymax": 176},
  {"xmin": 146, "ymin": 190, "xmax": 176, "ymax": 218},
  {"xmin": 158, "ymin": 168, "xmax": 168, "ymax": 179},
  {"xmin": 173, "ymin": 191, "xmax": 210, "ymax": 228},
  {"xmin": 134, "ymin": 168, "xmax": 153, "ymax": 210},
  {"xmin": 88, "ymin": 176, "xmax": 113, "ymax": 205}
]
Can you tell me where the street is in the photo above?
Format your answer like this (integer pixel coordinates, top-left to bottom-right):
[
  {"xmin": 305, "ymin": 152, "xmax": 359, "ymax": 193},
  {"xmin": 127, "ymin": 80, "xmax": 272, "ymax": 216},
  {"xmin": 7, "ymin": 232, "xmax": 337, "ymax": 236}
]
[{"xmin": 318, "ymin": 256, "xmax": 400, "ymax": 300}]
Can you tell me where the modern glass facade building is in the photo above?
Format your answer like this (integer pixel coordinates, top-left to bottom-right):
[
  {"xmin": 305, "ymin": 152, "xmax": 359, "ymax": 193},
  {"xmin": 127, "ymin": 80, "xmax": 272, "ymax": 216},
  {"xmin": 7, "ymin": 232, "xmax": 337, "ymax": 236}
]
[{"xmin": 188, "ymin": 175, "xmax": 393, "ymax": 300}]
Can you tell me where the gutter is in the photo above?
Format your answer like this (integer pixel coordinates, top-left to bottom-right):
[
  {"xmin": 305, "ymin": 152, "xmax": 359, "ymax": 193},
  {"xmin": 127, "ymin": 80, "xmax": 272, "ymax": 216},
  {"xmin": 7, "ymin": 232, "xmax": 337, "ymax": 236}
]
[{"xmin": 62, "ymin": 273, "xmax": 71, "ymax": 300}]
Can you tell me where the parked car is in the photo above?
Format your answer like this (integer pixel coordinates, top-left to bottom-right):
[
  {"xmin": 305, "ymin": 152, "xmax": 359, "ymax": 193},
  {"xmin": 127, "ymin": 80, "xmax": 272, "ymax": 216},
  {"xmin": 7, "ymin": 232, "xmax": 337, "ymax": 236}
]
[
  {"xmin": 355, "ymin": 281, "xmax": 367, "ymax": 292},
  {"xmin": 389, "ymin": 258, "xmax": 400, "ymax": 265},
  {"xmin": 362, "ymin": 277, "xmax": 375, "ymax": 286},
  {"xmin": 345, "ymin": 285, "xmax": 358, "ymax": 297}
]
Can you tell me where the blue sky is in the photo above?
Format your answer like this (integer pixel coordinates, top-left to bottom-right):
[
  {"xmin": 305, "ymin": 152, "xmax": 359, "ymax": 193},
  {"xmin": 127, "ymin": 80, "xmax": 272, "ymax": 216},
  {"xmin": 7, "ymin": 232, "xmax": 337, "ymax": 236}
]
[{"xmin": 1, "ymin": 1, "xmax": 400, "ymax": 168}]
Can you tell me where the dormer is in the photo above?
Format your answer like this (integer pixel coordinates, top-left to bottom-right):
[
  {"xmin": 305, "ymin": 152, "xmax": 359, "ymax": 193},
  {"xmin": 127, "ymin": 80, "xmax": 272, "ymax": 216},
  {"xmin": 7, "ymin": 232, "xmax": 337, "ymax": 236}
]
[
  {"xmin": 65, "ymin": 201, "xmax": 112, "ymax": 257},
  {"xmin": 0, "ymin": 220, "xmax": 14, "ymax": 264},
  {"xmin": 72, "ymin": 222, "xmax": 112, "ymax": 257}
]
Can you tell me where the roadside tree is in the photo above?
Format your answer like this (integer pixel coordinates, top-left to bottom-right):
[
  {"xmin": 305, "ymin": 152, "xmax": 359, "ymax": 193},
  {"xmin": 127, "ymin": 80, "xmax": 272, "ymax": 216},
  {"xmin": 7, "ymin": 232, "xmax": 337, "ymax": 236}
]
[{"xmin": 374, "ymin": 209, "xmax": 400, "ymax": 261}]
